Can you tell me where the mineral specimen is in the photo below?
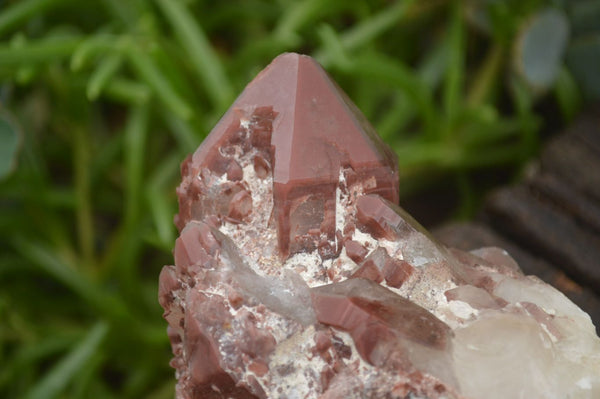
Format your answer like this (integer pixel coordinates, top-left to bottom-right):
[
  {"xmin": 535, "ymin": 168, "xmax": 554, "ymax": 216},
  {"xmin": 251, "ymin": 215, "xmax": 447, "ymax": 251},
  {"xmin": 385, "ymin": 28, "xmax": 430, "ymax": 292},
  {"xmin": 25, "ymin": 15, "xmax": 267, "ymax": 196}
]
[{"xmin": 159, "ymin": 53, "xmax": 600, "ymax": 399}]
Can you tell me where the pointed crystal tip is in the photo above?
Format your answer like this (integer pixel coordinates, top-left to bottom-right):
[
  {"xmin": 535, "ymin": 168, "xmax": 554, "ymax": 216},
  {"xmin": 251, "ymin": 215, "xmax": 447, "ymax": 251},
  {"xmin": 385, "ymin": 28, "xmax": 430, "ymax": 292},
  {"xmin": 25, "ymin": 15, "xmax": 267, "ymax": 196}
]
[{"xmin": 176, "ymin": 53, "xmax": 399, "ymax": 258}]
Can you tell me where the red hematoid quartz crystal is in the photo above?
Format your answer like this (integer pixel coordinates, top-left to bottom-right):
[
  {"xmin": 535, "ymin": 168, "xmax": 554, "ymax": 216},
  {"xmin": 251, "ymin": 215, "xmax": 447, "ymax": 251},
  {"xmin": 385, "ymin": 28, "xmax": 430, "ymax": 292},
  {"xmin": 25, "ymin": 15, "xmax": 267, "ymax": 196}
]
[
  {"xmin": 175, "ymin": 53, "xmax": 398, "ymax": 258},
  {"xmin": 160, "ymin": 53, "xmax": 600, "ymax": 399}
]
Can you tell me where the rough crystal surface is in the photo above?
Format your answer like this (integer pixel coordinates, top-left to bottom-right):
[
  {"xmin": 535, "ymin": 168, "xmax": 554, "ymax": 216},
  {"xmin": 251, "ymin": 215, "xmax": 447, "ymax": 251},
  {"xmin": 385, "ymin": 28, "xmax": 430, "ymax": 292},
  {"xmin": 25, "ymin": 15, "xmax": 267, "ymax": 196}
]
[{"xmin": 160, "ymin": 53, "xmax": 600, "ymax": 398}]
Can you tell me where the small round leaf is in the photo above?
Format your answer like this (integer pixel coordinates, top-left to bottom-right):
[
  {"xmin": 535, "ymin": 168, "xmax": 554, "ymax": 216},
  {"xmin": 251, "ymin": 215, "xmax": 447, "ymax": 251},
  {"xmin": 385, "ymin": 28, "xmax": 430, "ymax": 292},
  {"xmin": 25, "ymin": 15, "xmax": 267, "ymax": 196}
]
[{"xmin": 516, "ymin": 8, "xmax": 570, "ymax": 90}]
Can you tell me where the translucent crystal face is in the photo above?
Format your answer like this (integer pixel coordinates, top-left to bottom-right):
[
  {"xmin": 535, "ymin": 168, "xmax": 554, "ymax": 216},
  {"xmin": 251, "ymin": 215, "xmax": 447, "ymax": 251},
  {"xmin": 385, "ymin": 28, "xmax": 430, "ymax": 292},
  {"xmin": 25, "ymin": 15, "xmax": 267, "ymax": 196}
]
[{"xmin": 160, "ymin": 53, "xmax": 600, "ymax": 399}]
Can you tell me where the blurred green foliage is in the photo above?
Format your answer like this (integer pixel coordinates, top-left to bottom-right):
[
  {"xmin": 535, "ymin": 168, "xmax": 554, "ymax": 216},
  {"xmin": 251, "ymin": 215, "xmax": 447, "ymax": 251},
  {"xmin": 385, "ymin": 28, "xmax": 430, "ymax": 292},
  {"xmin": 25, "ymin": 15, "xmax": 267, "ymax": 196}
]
[{"xmin": 0, "ymin": 0, "xmax": 598, "ymax": 398}]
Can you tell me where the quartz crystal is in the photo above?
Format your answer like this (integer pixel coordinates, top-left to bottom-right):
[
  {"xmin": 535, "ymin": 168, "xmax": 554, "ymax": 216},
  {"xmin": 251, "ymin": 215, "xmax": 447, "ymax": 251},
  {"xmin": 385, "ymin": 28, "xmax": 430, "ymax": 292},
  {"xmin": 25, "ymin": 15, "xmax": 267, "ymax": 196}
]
[{"xmin": 159, "ymin": 53, "xmax": 600, "ymax": 399}]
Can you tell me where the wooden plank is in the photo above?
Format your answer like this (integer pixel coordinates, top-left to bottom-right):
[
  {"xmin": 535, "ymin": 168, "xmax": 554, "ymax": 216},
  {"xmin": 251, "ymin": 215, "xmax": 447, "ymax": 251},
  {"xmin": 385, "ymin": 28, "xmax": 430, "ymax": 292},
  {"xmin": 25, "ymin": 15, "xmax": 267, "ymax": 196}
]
[
  {"xmin": 568, "ymin": 107, "xmax": 600, "ymax": 156},
  {"xmin": 484, "ymin": 186, "xmax": 600, "ymax": 291},
  {"xmin": 528, "ymin": 173, "xmax": 600, "ymax": 236},
  {"xmin": 541, "ymin": 119, "xmax": 600, "ymax": 202}
]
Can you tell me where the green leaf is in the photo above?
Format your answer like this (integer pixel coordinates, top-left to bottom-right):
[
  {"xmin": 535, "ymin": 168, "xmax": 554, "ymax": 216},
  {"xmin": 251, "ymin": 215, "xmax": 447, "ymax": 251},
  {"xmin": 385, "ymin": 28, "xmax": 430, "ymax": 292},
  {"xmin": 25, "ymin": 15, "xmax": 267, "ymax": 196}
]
[
  {"xmin": 516, "ymin": 8, "xmax": 570, "ymax": 90},
  {"xmin": 0, "ymin": 113, "xmax": 20, "ymax": 179},
  {"xmin": 24, "ymin": 322, "xmax": 109, "ymax": 399}
]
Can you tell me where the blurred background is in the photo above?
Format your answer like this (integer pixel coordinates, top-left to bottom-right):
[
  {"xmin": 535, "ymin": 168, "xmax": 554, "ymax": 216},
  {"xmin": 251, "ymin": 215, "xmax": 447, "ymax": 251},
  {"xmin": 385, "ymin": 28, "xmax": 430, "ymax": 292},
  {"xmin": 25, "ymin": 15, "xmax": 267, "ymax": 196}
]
[{"xmin": 1, "ymin": 0, "xmax": 599, "ymax": 398}]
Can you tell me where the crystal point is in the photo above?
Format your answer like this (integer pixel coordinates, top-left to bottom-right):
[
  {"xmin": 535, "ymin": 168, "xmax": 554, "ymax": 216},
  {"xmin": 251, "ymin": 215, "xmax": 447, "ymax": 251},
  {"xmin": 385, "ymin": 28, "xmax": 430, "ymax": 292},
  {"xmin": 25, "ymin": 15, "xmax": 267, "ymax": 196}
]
[
  {"xmin": 178, "ymin": 53, "xmax": 398, "ymax": 257},
  {"xmin": 160, "ymin": 53, "xmax": 600, "ymax": 399}
]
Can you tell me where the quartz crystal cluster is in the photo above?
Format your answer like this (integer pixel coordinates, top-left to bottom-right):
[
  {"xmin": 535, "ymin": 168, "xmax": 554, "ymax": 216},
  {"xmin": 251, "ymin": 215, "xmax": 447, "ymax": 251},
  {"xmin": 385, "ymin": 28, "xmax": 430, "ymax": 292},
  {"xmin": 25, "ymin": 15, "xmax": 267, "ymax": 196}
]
[{"xmin": 159, "ymin": 53, "xmax": 600, "ymax": 399}]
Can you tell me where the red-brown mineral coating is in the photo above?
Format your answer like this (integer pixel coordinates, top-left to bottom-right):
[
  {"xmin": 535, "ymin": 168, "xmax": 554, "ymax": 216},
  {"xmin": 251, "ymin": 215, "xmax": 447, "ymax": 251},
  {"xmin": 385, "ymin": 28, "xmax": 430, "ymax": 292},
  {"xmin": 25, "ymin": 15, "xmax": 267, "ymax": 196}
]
[
  {"xmin": 184, "ymin": 290, "xmax": 260, "ymax": 398},
  {"xmin": 383, "ymin": 258, "xmax": 415, "ymax": 288},
  {"xmin": 344, "ymin": 240, "xmax": 369, "ymax": 263},
  {"xmin": 351, "ymin": 260, "xmax": 384, "ymax": 283},
  {"xmin": 184, "ymin": 53, "xmax": 399, "ymax": 257},
  {"xmin": 350, "ymin": 247, "xmax": 389, "ymax": 283},
  {"xmin": 158, "ymin": 265, "xmax": 180, "ymax": 310},
  {"xmin": 311, "ymin": 279, "xmax": 452, "ymax": 366},
  {"xmin": 174, "ymin": 221, "xmax": 220, "ymax": 272}
]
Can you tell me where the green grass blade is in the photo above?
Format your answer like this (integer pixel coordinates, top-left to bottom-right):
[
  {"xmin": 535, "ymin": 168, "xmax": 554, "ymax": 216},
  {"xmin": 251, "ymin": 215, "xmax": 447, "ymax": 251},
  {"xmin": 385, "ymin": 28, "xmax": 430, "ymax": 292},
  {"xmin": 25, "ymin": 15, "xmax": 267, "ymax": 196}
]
[
  {"xmin": 11, "ymin": 238, "xmax": 130, "ymax": 322},
  {"xmin": 100, "ymin": 0, "xmax": 141, "ymax": 27},
  {"xmin": 104, "ymin": 78, "xmax": 151, "ymax": 105},
  {"xmin": 126, "ymin": 44, "xmax": 193, "ymax": 120},
  {"xmin": 72, "ymin": 126, "xmax": 95, "ymax": 267},
  {"xmin": 274, "ymin": 0, "xmax": 333, "ymax": 43},
  {"xmin": 70, "ymin": 34, "xmax": 115, "ymax": 71},
  {"xmin": 124, "ymin": 104, "xmax": 149, "ymax": 229},
  {"xmin": 554, "ymin": 66, "xmax": 582, "ymax": 122},
  {"xmin": 96, "ymin": 105, "xmax": 149, "ymax": 300},
  {"xmin": 443, "ymin": 1, "xmax": 465, "ymax": 135},
  {"xmin": 163, "ymin": 112, "xmax": 202, "ymax": 152},
  {"xmin": 0, "ymin": 36, "xmax": 82, "ymax": 66},
  {"xmin": 87, "ymin": 52, "xmax": 123, "ymax": 100},
  {"xmin": 24, "ymin": 322, "xmax": 109, "ymax": 399},
  {"xmin": 338, "ymin": 0, "xmax": 414, "ymax": 52},
  {"xmin": 69, "ymin": 352, "xmax": 105, "ymax": 399},
  {"xmin": 467, "ymin": 43, "xmax": 504, "ymax": 106},
  {"xmin": 350, "ymin": 53, "xmax": 437, "ymax": 137},
  {"xmin": 0, "ymin": 334, "xmax": 74, "ymax": 389},
  {"xmin": 146, "ymin": 153, "xmax": 179, "ymax": 249},
  {"xmin": 375, "ymin": 94, "xmax": 413, "ymax": 140},
  {"xmin": 155, "ymin": 0, "xmax": 233, "ymax": 110},
  {"xmin": 0, "ymin": 112, "xmax": 20, "ymax": 179},
  {"xmin": 0, "ymin": 0, "xmax": 69, "ymax": 37},
  {"xmin": 315, "ymin": 0, "xmax": 415, "ymax": 66},
  {"xmin": 418, "ymin": 37, "xmax": 448, "ymax": 90},
  {"xmin": 315, "ymin": 24, "xmax": 351, "ymax": 70}
]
